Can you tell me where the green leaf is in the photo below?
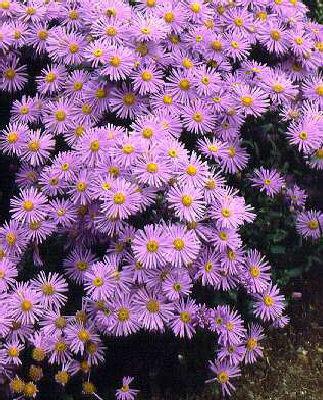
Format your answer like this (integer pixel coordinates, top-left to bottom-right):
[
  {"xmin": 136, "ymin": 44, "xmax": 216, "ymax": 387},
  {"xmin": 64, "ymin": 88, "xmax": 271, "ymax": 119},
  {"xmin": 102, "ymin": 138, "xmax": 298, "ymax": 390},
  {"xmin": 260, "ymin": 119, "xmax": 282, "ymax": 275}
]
[{"xmin": 270, "ymin": 245, "xmax": 286, "ymax": 254}]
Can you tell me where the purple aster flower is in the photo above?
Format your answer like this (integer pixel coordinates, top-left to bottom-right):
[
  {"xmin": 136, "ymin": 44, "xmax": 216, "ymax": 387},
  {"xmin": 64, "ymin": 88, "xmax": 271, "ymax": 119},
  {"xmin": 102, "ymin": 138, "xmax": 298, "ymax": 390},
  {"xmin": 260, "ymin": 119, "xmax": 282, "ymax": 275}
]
[
  {"xmin": 0, "ymin": 220, "xmax": 29, "ymax": 256},
  {"xmin": 131, "ymin": 62, "xmax": 164, "ymax": 95},
  {"xmin": 20, "ymin": 129, "xmax": 55, "ymax": 166},
  {"xmin": 133, "ymin": 152, "xmax": 172, "ymax": 188},
  {"xmin": 234, "ymin": 84, "xmax": 269, "ymax": 117},
  {"xmin": 31, "ymin": 271, "xmax": 68, "ymax": 311},
  {"xmin": 162, "ymin": 268, "xmax": 193, "ymax": 301},
  {"xmin": 0, "ymin": 55, "xmax": 28, "ymax": 92},
  {"xmin": 167, "ymin": 184, "xmax": 205, "ymax": 222},
  {"xmin": 101, "ymin": 178, "xmax": 141, "ymax": 220},
  {"xmin": 65, "ymin": 321, "xmax": 100, "ymax": 355},
  {"xmin": 296, "ymin": 210, "xmax": 323, "ymax": 239},
  {"xmin": 10, "ymin": 187, "xmax": 48, "ymax": 224},
  {"xmin": 133, "ymin": 288, "xmax": 174, "ymax": 331},
  {"xmin": 241, "ymin": 250, "xmax": 271, "ymax": 294},
  {"xmin": 194, "ymin": 248, "xmax": 221, "ymax": 287},
  {"xmin": 181, "ymin": 99, "xmax": 216, "ymax": 134},
  {"xmin": 36, "ymin": 64, "xmax": 67, "ymax": 94},
  {"xmin": 8, "ymin": 283, "xmax": 43, "ymax": 325},
  {"xmin": 217, "ymin": 343, "xmax": 245, "ymax": 366},
  {"xmin": 285, "ymin": 184, "xmax": 307, "ymax": 208},
  {"xmin": 101, "ymin": 45, "xmax": 135, "ymax": 81},
  {"xmin": 253, "ymin": 284, "xmax": 285, "ymax": 322},
  {"xmin": 244, "ymin": 323, "xmax": 265, "ymax": 364},
  {"xmin": 0, "ymin": 259, "xmax": 17, "ymax": 293},
  {"xmin": 132, "ymin": 224, "xmax": 168, "ymax": 269},
  {"xmin": 108, "ymin": 294, "xmax": 140, "ymax": 336},
  {"xmin": 116, "ymin": 376, "xmax": 139, "ymax": 400},
  {"xmin": 250, "ymin": 167, "xmax": 285, "ymax": 197},
  {"xmin": 258, "ymin": 19, "xmax": 289, "ymax": 55},
  {"xmin": 63, "ymin": 247, "xmax": 97, "ymax": 285},
  {"xmin": 286, "ymin": 117, "xmax": 323, "ymax": 154},
  {"xmin": 165, "ymin": 224, "xmax": 200, "ymax": 268},
  {"xmin": 169, "ymin": 298, "xmax": 198, "ymax": 339},
  {"xmin": 84, "ymin": 261, "xmax": 116, "ymax": 301},
  {"xmin": 0, "ymin": 122, "xmax": 28, "ymax": 156},
  {"xmin": 206, "ymin": 360, "xmax": 241, "ymax": 396}
]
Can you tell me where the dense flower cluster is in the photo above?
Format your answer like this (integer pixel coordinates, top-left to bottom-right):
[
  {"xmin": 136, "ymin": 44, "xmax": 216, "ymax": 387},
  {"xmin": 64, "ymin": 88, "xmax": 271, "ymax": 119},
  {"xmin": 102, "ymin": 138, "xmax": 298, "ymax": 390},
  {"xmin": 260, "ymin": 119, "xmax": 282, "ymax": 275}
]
[{"xmin": 0, "ymin": 0, "xmax": 322, "ymax": 398}]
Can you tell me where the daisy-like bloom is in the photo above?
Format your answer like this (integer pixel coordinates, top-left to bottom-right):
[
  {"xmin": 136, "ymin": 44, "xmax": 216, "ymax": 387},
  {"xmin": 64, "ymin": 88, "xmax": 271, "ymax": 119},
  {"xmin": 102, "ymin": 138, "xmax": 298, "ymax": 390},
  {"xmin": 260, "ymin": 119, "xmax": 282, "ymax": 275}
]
[
  {"xmin": 0, "ymin": 220, "xmax": 29, "ymax": 256},
  {"xmin": 0, "ymin": 122, "xmax": 28, "ymax": 156},
  {"xmin": 20, "ymin": 129, "xmax": 55, "ymax": 166},
  {"xmin": 244, "ymin": 324, "xmax": 265, "ymax": 364},
  {"xmin": 10, "ymin": 95, "xmax": 40, "ymax": 125},
  {"xmin": 217, "ymin": 306, "xmax": 246, "ymax": 346},
  {"xmin": 181, "ymin": 99, "xmax": 216, "ymax": 134},
  {"xmin": 133, "ymin": 152, "xmax": 172, "ymax": 188},
  {"xmin": 165, "ymin": 224, "xmax": 200, "ymax": 268},
  {"xmin": 63, "ymin": 247, "xmax": 97, "ymax": 285},
  {"xmin": 101, "ymin": 45, "xmax": 135, "ymax": 81},
  {"xmin": 31, "ymin": 271, "xmax": 68, "ymax": 311},
  {"xmin": 36, "ymin": 64, "xmax": 67, "ymax": 94},
  {"xmin": 47, "ymin": 27, "xmax": 87, "ymax": 65},
  {"xmin": 169, "ymin": 298, "xmax": 198, "ymax": 339},
  {"xmin": 167, "ymin": 184, "xmax": 205, "ymax": 222},
  {"xmin": 234, "ymin": 84, "xmax": 270, "ymax": 117},
  {"xmin": 286, "ymin": 117, "xmax": 323, "ymax": 154},
  {"xmin": 133, "ymin": 288, "xmax": 174, "ymax": 331},
  {"xmin": 84, "ymin": 261, "xmax": 116, "ymax": 301},
  {"xmin": 0, "ymin": 55, "xmax": 28, "ymax": 92},
  {"xmin": 101, "ymin": 178, "xmax": 141, "ymax": 220},
  {"xmin": 176, "ymin": 152, "xmax": 209, "ymax": 189},
  {"xmin": 258, "ymin": 18, "xmax": 289, "ymax": 55},
  {"xmin": 206, "ymin": 360, "xmax": 241, "ymax": 397},
  {"xmin": 62, "ymin": 69, "xmax": 89, "ymax": 100},
  {"xmin": 2, "ymin": 340, "xmax": 24, "ymax": 365},
  {"xmin": 43, "ymin": 98, "xmax": 74, "ymax": 135},
  {"xmin": 109, "ymin": 84, "xmax": 145, "ymax": 119},
  {"xmin": 116, "ymin": 376, "xmax": 139, "ymax": 400},
  {"xmin": 260, "ymin": 69, "xmax": 298, "ymax": 104},
  {"xmin": 10, "ymin": 187, "xmax": 48, "ymax": 224},
  {"xmin": 75, "ymin": 128, "xmax": 108, "ymax": 167},
  {"xmin": 162, "ymin": 268, "xmax": 193, "ymax": 301},
  {"xmin": 194, "ymin": 248, "xmax": 221, "ymax": 287},
  {"xmin": 219, "ymin": 140, "xmax": 249, "ymax": 174},
  {"xmin": 47, "ymin": 334, "xmax": 72, "ymax": 365},
  {"xmin": 130, "ymin": 13, "xmax": 169, "ymax": 43},
  {"xmin": 296, "ymin": 210, "xmax": 323, "ymax": 239},
  {"xmin": 241, "ymin": 250, "xmax": 271, "ymax": 294},
  {"xmin": 132, "ymin": 224, "xmax": 168, "ymax": 269},
  {"xmin": 250, "ymin": 167, "xmax": 285, "ymax": 197},
  {"xmin": 288, "ymin": 29, "xmax": 314, "ymax": 58},
  {"xmin": 302, "ymin": 73, "xmax": 323, "ymax": 108},
  {"xmin": 65, "ymin": 321, "xmax": 99, "ymax": 355},
  {"xmin": 109, "ymin": 294, "xmax": 140, "ymax": 336},
  {"xmin": 167, "ymin": 69, "xmax": 195, "ymax": 104},
  {"xmin": 0, "ymin": 259, "xmax": 18, "ymax": 293},
  {"xmin": 84, "ymin": 39, "xmax": 109, "ymax": 68},
  {"xmin": 157, "ymin": 2, "xmax": 188, "ymax": 34},
  {"xmin": 212, "ymin": 192, "xmax": 255, "ymax": 229},
  {"xmin": 211, "ymin": 227, "xmax": 242, "ymax": 252},
  {"xmin": 132, "ymin": 62, "xmax": 164, "ymax": 95},
  {"xmin": 286, "ymin": 184, "xmax": 307, "ymax": 209},
  {"xmin": 217, "ymin": 343, "xmax": 245, "ymax": 366},
  {"xmin": 8, "ymin": 283, "xmax": 43, "ymax": 325},
  {"xmin": 253, "ymin": 284, "xmax": 285, "ymax": 322},
  {"xmin": 224, "ymin": 32, "xmax": 251, "ymax": 62},
  {"xmin": 48, "ymin": 198, "xmax": 77, "ymax": 228},
  {"xmin": 310, "ymin": 147, "xmax": 323, "ymax": 170}
]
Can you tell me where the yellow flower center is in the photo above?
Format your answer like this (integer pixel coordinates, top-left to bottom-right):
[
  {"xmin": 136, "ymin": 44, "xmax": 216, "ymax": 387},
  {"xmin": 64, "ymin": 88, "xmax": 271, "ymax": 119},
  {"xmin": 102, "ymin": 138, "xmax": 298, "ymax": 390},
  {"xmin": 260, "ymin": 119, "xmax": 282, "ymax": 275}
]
[
  {"xmin": 173, "ymin": 238, "xmax": 185, "ymax": 250},
  {"xmin": 92, "ymin": 48, "xmax": 103, "ymax": 58},
  {"xmin": 117, "ymin": 307, "xmax": 130, "ymax": 321},
  {"xmin": 55, "ymin": 370, "xmax": 69, "ymax": 385},
  {"xmin": 141, "ymin": 71, "xmax": 152, "ymax": 81},
  {"xmin": 315, "ymin": 85, "xmax": 323, "ymax": 96},
  {"xmin": 110, "ymin": 56, "xmax": 121, "ymax": 67},
  {"xmin": 179, "ymin": 79, "xmax": 190, "ymax": 90},
  {"xmin": 180, "ymin": 311, "xmax": 191, "ymax": 323},
  {"xmin": 6, "ymin": 232, "xmax": 16, "ymax": 245},
  {"xmin": 270, "ymin": 30, "xmax": 281, "ymax": 41},
  {"xmin": 182, "ymin": 58, "xmax": 193, "ymax": 68},
  {"xmin": 204, "ymin": 261, "xmax": 213, "ymax": 272},
  {"xmin": 186, "ymin": 164, "xmax": 197, "ymax": 176},
  {"xmin": 164, "ymin": 11, "xmax": 175, "ymax": 23},
  {"xmin": 55, "ymin": 110, "xmax": 66, "ymax": 121},
  {"xmin": 182, "ymin": 195, "xmax": 193, "ymax": 207},
  {"xmin": 90, "ymin": 140, "xmax": 100, "ymax": 151},
  {"xmin": 247, "ymin": 337, "xmax": 258, "ymax": 350},
  {"xmin": 23, "ymin": 200, "xmax": 34, "ymax": 212},
  {"xmin": 146, "ymin": 162, "xmax": 158, "ymax": 173},
  {"xmin": 263, "ymin": 295, "xmax": 274, "ymax": 306},
  {"xmin": 193, "ymin": 112, "xmax": 203, "ymax": 122},
  {"xmin": 42, "ymin": 283, "xmax": 55, "ymax": 295},
  {"xmin": 69, "ymin": 9, "xmax": 79, "ymax": 19},
  {"xmin": 241, "ymin": 96, "xmax": 254, "ymax": 107},
  {"xmin": 205, "ymin": 179, "xmax": 216, "ymax": 189},
  {"xmin": 21, "ymin": 299, "xmax": 32, "ymax": 311},
  {"xmin": 23, "ymin": 382, "xmax": 38, "ymax": 398},
  {"xmin": 38, "ymin": 30, "xmax": 48, "ymax": 40},
  {"xmin": 106, "ymin": 26, "xmax": 117, "ymax": 36},
  {"xmin": 123, "ymin": 93, "xmax": 136, "ymax": 105},
  {"xmin": 8, "ymin": 347, "xmax": 20, "ymax": 357},
  {"xmin": 73, "ymin": 81, "xmax": 83, "ymax": 91},
  {"xmin": 315, "ymin": 149, "xmax": 323, "ymax": 159},
  {"xmin": 76, "ymin": 181, "xmax": 87, "ymax": 192},
  {"xmin": 212, "ymin": 40, "xmax": 223, "ymax": 51},
  {"xmin": 272, "ymin": 83, "xmax": 284, "ymax": 93},
  {"xmin": 264, "ymin": 179, "xmax": 272, "ymax": 185},
  {"xmin": 221, "ymin": 208, "xmax": 231, "ymax": 218},
  {"xmin": 146, "ymin": 299, "xmax": 160, "ymax": 312},
  {"xmin": 190, "ymin": 2, "xmax": 201, "ymax": 13},
  {"xmin": 45, "ymin": 72, "xmax": 57, "ymax": 83},
  {"xmin": 294, "ymin": 37, "xmax": 303, "ymax": 45},
  {"xmin": 217, "ymin": 371, "xmax": 229, "ymax": 384},
  {"xmin": 78, "ymin": 329, "xmax": 90, "ymax": 342},
  {"xmin": 307, "ymin": 219, "xmax": 319, "ymax": 230},
  {"xmin": 231, "ymin": 41, "xmax": 239, "ymax": 49},
  {"xmin": 249, "ymin": 266, "xmax": 260, "ymax": 278},
  {"xmin": 82, "ymin": 382, "xmax": 95, "ymax": 395},
  {"xmin": 113, "ymin": 192, "xmax": 126, "ymax": 204},
  {"xmin": 234, "ymin": 17, "xmax": 244, "ymax": 27},
  {"xmin": 76, "ymin": 260, "xmax": 88, "ymax": 271},
  {"xmin": 69, "ymin": 43, "xmax": 79, "ymax": 54},
  {"xmin": 298, "ymin": 131, "xmax": 307, "ymax": 140},
  {"xmin": 7, "ymin": 131, "xmax": 19, "ymax": 143},
  {"xmin": 81, "ymin": 103, "xmax": 92, "ymax": 114},
  {"xmin": 92, "ymin": 277, "xmax": 104, "ymax": 287},
  {"xmin": 4, "ymin": 68, "xmax": 16, "ymax": 79},
  {"xmin": 146, "ymin": 240, "xmax": 159, "ymax": 252},
  {"xmin": 219, "ymin": 231, "xmax": 228, "ymax": 240}
]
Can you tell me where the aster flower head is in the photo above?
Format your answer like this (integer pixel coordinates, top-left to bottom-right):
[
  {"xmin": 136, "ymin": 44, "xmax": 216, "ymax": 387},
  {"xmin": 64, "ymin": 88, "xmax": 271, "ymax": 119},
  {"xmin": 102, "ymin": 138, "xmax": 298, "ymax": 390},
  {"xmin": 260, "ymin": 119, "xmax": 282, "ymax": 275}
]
[
  {"xmin": 116, "ymin": 376, "xmax": 139, "ymax": 400},
  {"xmin": 206, "ymin": 360, "xmax": 241, "ymax": 396},
  {"xmin": 253, "ymin": 284, "xmax": 285, "ymax": 322},
  {"xmin": 296, "ymin": 210, "xmax": 323, "ymax": 239},
  {"xmin": 250, "ymin": 167, "xmax": 285, "ymax": 197}
]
